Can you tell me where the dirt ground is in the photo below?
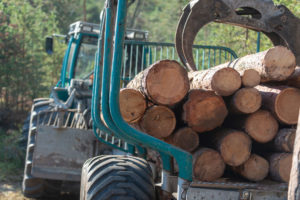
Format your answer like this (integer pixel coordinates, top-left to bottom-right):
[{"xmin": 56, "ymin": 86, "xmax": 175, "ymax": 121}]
[{"xmin": 0, "ymin": 181, "xmax": 30, "ymax": 200}]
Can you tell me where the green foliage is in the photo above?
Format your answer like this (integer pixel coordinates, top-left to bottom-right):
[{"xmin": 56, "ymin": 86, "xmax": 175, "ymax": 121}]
[{"xmin": 0, "ymin": 128, "xmax": 24, "ymax": 181}]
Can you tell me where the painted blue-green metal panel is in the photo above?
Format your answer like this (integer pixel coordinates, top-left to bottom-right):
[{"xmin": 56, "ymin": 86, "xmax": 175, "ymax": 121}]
[
  {"xmin": 108, "ymin": 0, "xmax": 193, "ymax": 181},
  {"xmin": 61, "ymin": 36, "xmax": 74, "ymax": 87}
]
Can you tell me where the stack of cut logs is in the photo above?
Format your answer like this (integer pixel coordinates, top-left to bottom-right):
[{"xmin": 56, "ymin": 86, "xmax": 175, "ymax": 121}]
[{"xmin": 119, "ymin": 46, "xmax": 300, "ymax": 183}]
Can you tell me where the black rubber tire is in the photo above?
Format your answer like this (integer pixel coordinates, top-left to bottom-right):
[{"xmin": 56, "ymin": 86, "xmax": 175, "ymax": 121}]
[
  {"xmin": 22, "ymin": 100, "xmax": 62, "ymax": 198},
  {"xmin": 80, "ymin": 155, "xmax": 156, "ymax": 200}
]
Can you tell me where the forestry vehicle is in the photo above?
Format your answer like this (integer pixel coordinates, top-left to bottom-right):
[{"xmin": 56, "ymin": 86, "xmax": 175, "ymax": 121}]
[{"xmin": 23, "ymin": 0, "xmax": 300, "ymax": 199}]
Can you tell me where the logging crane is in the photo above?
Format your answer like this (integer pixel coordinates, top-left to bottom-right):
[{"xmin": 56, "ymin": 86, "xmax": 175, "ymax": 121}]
[{"xmin": 22, "ymin": 0, "xmax": 300, "ymax": 199}]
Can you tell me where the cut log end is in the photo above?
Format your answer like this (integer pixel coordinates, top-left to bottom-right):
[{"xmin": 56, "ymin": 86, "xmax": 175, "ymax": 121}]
[
  {"xmin": 269, "ymin": 153, "xmax": 292, "ymax": 183},
  {"xmin": 173, "ymin": 127, "xmax": 199, "ymax": 152},
  {"xmin": 233, "ymin": 154, "xmax": 269, "ymax": 182},
  {"xmin": 231, "ymin": 88, "xmax": 262, "ymax": 114},
  {"xmin": 119, "ymin": 88, "xmax": 146, "ymax": 123},
  {"xmin": 263, "ymin": 46, "xmax": 296, "ymax": 82},
  {"xmin": 140, "ymin": 105, "xmax": 176, "ymax": 139},
  {"xmin": 217, "ymin": 130, "xmax": 252, "ymax": 166},
  {"xmin": 193, "ymin": 148, "xmax": 225, "ymax": 181},
  {"xmin": 211, "ymin": 68, "xmax": 242, "ymax": 96},
  {"xmin": 245, "ymin": 110, "xmax": 278, "ymax": 143},
  {"xmin": 275, "ymin": 87, "xmax": 300, "ymax": 125},
  {"xmin": 274, "ymin": 128, "xmax": 296, "ymax": 152},
  {"xmin": 146, "ymin": 60, "xmax": 190, "ymax": 105},
  {"xmin": 242, "ymin": 69, "xmax": 261, "ymax": 87},
  {"xmin": 183, "ymin": 90, "xmax": 228, "ymax": 133}
]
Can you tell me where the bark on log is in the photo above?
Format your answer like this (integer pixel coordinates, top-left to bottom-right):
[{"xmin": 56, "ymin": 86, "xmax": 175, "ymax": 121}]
[
  {"xmin": 219, "ymin": 46, "xmax": 296, "ymax": 82},
  {"xmin": 189, "ymin": 67, "xmax": 241, "ymax": 96},
  {"xmin": 229, "ymin": 88, "xmax": 262, "ymax": 114},
  {"xmin": 182, "ymin": 89, "xmax": 228, "ymax": 133},
  {"xmin": 284, "ymin": 66, "xmax": 300, "ymax": 89},
  {"xmin": 288, "ymin": 112, "xmax": 300, "ymax": 200},
  {"xmin": 233, "ymin": 154, "xmax": 269, "ymax": 182},
  {"xmin": 119, "ymin": 88, "xmax": 147, "ymax": 123},
  {"xmin": 255, "ymin": 85, "xmax": 300, "ymax": 125},
  {"xmin": 127, "ymin": 60, "xmax": 189, "ymax": 106},
  {"xmin": 193, "ymin": 148, "xmax": 225, "ymax": 181},
  {"xmin": 241, "ymin": 69, "xmax": 261, "ymax": 87},
  {"xmin": 228, "ymin": 110, "xmax": 278, "ymax": 143},
  {"xmin": 212, "ymin": 129, "xmax": 252, "ymax": 166},
  {"xmin": 140, "ymin": 105, "xmax": 176, "ymax": 139},
  {"xmin": 164, "ymin": 127, "xmax": 199, "ymax": 152},
  {"xmin": 272, "ymin": 128, "xmax": 296, "ymax": 153},
  {"xmin": 269, "ymin": 153, "xmax": 292, "ymax": 183}
]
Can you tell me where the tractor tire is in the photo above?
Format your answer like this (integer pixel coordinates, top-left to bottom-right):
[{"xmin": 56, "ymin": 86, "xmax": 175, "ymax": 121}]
[
  {"xmin": 80, "ymin": 155, "xmax": 156, "ymax": 200},
  {"xmin": 22, "ymin": 100, "xmax": 62, "ymax": 198}
]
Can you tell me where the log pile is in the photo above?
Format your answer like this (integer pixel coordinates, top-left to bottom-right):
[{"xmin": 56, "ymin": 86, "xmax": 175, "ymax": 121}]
[{"xmin": 118, "ymin": 46, "xmax": 298, "ymax": 183}]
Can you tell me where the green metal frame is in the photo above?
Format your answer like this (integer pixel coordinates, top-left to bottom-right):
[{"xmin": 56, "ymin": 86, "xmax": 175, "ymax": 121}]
[{"xmin": 91, "ymin": 0, "xmax": 239, "ymax": 182}]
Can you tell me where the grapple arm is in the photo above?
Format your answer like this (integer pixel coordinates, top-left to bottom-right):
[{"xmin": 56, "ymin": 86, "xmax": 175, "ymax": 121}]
[{"xmin": 176, "ymin": 0, "xmax": 300, "ymax": 71}]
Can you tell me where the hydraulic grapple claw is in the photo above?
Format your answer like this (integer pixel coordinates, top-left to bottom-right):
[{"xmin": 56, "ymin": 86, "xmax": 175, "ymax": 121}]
[{"xmin": 176, "ymin": 0, "xmax": 300, "ymax": 71}]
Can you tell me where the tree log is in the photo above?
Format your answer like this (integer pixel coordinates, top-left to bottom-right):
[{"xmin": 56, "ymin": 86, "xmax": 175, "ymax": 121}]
[
  {"xmin": 182, "ymin": 89, "xmax": 228, "ymax": 133},
  {"xmin": 233, "ymin": 154, "xmax": 269, "ymax": 182},
  {"xmin": 212, "ymin": 129, "xmax": 252, "ymax": 166},
  {"xmin": 193, "ymin": 148, "xmax": 225, "ymax": 181},
  {"xmin": 189, "ymin": 67, "xmax": 241, "ymax": 96},
  {"xmin": 241, "ymin": 69, "xmax": 261, "ymax": 87},
  {"xmin": 228, "ymin": 110, "xmax": 278, "ymax": 143},
  {"xmin": 164, "ymin": 127, "xmax": 199, "ymax": 152},
  {"xmin": 229, "ymin": 88, "xmax": 262, "ymax": 114},
  {"xmin": 119, "ymin": 88, "xmax": 147, "ymax": 123},
  {"xmin": 282, "ymin": 66, "xmax": 300, "ymax": 88},
  {"xmin": 272, "ymin": 128, "xmax": 296, "ymax": 153},
  {"xmin": 127, "ymin": 60, "xmax": 189, "ymax": 106},
  {"xmin": 288, "ymin": 112, "xmax": 300, "ymax": 200},
  {"xmin": 140, "ymin": 105, "xmax": 176, "ymax": 139},
  {"xmin": 255, "ymin": 85, "xmax": 300, "ymax": 125},
  {"xmin": 269, "ymin": 153, "xmax": 292, "ymax": 183},
  {"xmin": 218, "ymin": 46, "xmax": 296, "ymax": 82}
]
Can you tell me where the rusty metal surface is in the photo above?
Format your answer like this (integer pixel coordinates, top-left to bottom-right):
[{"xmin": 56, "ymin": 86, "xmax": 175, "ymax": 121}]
[
  {"xmin": 32, "ymin": 125, "xmax": 97, "ymax": 181},
  {"xmin": 176, "ymin": 0, "xmax": 300, "ymax": 71}
]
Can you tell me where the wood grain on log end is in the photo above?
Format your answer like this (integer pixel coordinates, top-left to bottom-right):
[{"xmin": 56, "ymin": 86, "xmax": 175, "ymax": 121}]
[
  {"xmin": 183, "ymin": 89, "xmax": 228, "ymax": 133},
  {"xmin": 263, "ymin": 46, "xmax": 296, "ymax": 82},
  {"xmin": 269, "ymin": 153, "xmax": 292, "ymax": 183},
  {"xmin": 215, "ymin": 129, "xmax": 252, "ymax": 167},
  {"xmin": 275, "ymin": 87, "xmax": 300, "ymax": 125},
  {"xmin": 140, "ymin": 105, "xmax": 176, "ymax": 139},
  {"xmin": 245, "ymin": 110, "xmax": 279, "ymax": 143},
  {"xmin": 242, "ymin": 69, "xmax": 261, "ymax": 87},
  {"xmin": 145, "ymin": 60, "xmax": 190, "ymax": 105},
  {"xmin": 119, "ymin": 88, "xmax": 147, "ymax": 123},
  {"xmin": 167, "ymin": 127, "xmax": 199, "ymax": 152},
  {"xmin": 233, "ymin": 154, "xmax": 269, "ymax": 182},
  {"xmin": 193, "ymin": 148, "xmax": 225, "ymax": 181},
  {"xmin": 230, "ymin": 88, "xmax": 262, "ymax": 114},
  {"xmin": 211, "ymin": 68, "xmax": 242, "ymax": 96}
]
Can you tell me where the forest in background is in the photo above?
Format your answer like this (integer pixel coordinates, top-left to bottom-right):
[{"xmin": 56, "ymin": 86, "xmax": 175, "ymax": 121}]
[{"xmin": 0, "ymin": 0, "xmax": 299, "ymax": 128}]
